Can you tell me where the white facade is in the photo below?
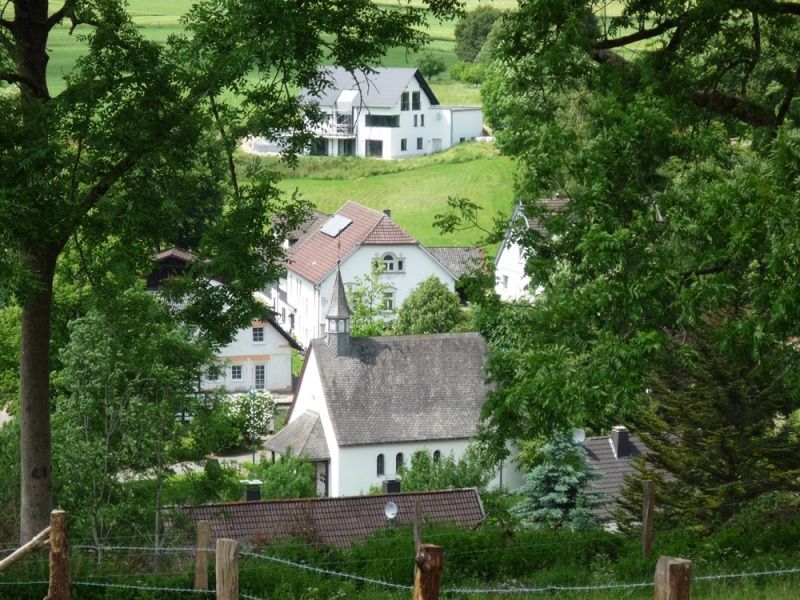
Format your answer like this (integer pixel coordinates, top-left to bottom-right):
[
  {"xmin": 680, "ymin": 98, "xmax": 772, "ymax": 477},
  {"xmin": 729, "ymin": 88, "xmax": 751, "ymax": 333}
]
[
  {"xmin": 286, "ymin": 345, "xmax": 523, "ymax": 497},
  {"xmin": 494, "ymin": 238, "xmax": 534, "ymax": 301},
  {"xmin": 201, "ymin": 319, "xmax": 295, "ymax": 393},
  {"xmin": 309, "ymin": 70, "xmax": 483, "ymax": 160},
  {"xmin": 274, "ymin": 245, "xmax": 457, "ymax": 348}
]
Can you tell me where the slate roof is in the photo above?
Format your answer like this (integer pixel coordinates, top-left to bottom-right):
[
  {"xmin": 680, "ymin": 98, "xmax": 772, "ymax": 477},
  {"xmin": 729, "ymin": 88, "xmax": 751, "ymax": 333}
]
[
  {"xmin": 299, "ymin": 332, "xmax": 488, "ymax": 446},
  {"xmin": 286, "ymin": 201, "xmax": 418, "ymax": 284},
  {"xmin": 426, "ymin": 247, "xmax": 486, "ymax": 280},
  {"xmin": 326, "ymin": 267, "xmax": 352, "ymax": 319},
  {"xmin": 176, "ymin": 489, "xmax": 484, "ymax": 549},
  {"xmin": 583, "ymin": 432, "xmax": 647, "ymax": 517},
  {"xmin": 301, "ymin": 67, "xmax": 439, "ymax": 109},
  {"xmin": 265, "ymin": 411, "xmax": 329, "ymax": 460},
  {"xmin": 518, "ymin": 196, "xmax": 569, "ymax": 235}
]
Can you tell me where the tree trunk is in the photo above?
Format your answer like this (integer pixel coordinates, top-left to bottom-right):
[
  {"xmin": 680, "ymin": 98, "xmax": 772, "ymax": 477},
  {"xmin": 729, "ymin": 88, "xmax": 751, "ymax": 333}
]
[{"xmin": 19, "ymin": 251, "xmax": 56, "ymax": 542}]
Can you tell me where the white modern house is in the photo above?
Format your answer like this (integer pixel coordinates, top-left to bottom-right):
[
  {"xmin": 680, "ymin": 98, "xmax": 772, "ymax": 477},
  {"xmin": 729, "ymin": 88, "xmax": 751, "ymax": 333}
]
[
  {"xmin": 269, "ymin": 201, "xmax": 468, "ymax": 348},
  {"xmin": 300, "ymin": 67, "xmax": 483, "ymax": 159},
  {"xmin": 266, "ymin": 269, "xmax": 523, "ymax": 497},
  {"xmin": 494, "ymin": 197, "xmax": 567, "ymax": 301}
]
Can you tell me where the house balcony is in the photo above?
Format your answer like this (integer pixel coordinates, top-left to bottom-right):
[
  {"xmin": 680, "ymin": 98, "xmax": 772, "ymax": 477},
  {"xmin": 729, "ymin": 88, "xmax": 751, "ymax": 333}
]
[{"xmin": 312, "ymin": 118, "xmax": 356, "ymax": 138}]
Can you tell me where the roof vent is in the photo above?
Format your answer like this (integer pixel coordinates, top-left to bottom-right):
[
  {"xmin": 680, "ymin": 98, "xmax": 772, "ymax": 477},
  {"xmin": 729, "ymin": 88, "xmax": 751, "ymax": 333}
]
[
  {"xmin": 383, "ymin": 209, "xmax": 392, "ymax": 218},
  {"xmin": 382, "ymin": 478, "xmax": 401, "ymax": 494},
  {"xmin": 611, "ymin": 426, "xmax": 630, "ymax": 458},
  {"xmin": 321, "ymin": 215, "xmax": 353, "ymax": 238}
]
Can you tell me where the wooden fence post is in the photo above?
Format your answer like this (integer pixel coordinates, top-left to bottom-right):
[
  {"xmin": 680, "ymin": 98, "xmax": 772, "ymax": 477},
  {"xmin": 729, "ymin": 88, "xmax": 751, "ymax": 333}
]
[
  {"xmin": 413, "ymin": 544, "xmax": 443, "ymax": 600},
  {"xmin": 45, "ymin": 509, "xmax": 69, "ymax": 600},
  {"xmin": 216, "ymin": 538, "xmax": 239, "ymax": 600},
  {"xmin": 195, "ymin": 520, "xmax": 211, "ymax": 591},
  {"xmin": 642, "ymin": 479, "xmax": 655, "ymax": 558},
  {"xmin": 654, "ymin": 556, "xmax": 692, "ymax": 600}
]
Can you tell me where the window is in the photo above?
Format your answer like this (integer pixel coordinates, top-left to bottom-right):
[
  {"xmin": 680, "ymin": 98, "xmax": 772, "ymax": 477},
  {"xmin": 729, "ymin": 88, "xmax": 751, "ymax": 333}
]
[
  {"xmin": 412, "ymin": 91, "xmax": 420, "ymax": 110},
  {"xmin": 281, "ymin": 308, "xmax": 286, "ymax": 323},
  {"xmin": 400, "ymin": 92, "xmax": 409, "ymax": 111},
  {"xmin": 413, "ymin": 114, "xmax": 418, "ymax": 127},
  {"xmin": 254, "ymin": 365, "xmax": 265, "ymax": 390},
  {"xmin": 401, "ymin": 138, "xmax": 407, "ymax": 151},
  {"xmin": 433, "ymin": 450, "xmax": 441, "ymax": 462},
  {"xmin": 397, "ymin": 258, "xmax": 404, "ymax": 271},
  {"xmin": 365, "ymin": 114, "xmax": 399, "ymax": 128},
  {"xmin": 309, "ymin": 138, "xmax": 327, "ymax": 156},
  {"xmin": 382, "ymin": 291, "xmax": 395, "ymax": 311},
  {"xmin": 416, "ymin": 137, "xmax": 423, "ymax": 150},
  {"xmin": 366, "ymin": 139, "xmax": 383, "ymax": 157},
  {"xmin": 460, "ymin": 137, "xmax": 466, "ymax": 143},
  {"xmin": 231, "ymin": 365, "xmax": 243, "ymax": 380},
  {"xmin": 252, "ymin": 327, "xmax": 264, "ymax": 343},
  {"xmin": 383, "ymin": 253, "xmax": 395, "ymax": 271},
  {"xmin": 377, "ymin": 454, "xmax": 385, "ymax": 476},
  {"xmin": 420, "ymin": 114, "xmax": 425, "ymax": 127},
  {"xmin": 396, "ymin": 452, "xmax": 404, "ymax": 470},
  {"xmin": 502, "ymin": 275, "xmax": 509, "ymax": 289},
  {"xmin": 338, "ymin": 138, "xmax": 355, "ymax": 156}
]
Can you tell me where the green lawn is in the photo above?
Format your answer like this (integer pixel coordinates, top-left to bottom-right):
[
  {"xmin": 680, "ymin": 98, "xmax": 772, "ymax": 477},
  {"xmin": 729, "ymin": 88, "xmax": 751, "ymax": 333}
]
[{"xmin": 272, "ymin": 144, "xmax": 515, "ymax": 248}]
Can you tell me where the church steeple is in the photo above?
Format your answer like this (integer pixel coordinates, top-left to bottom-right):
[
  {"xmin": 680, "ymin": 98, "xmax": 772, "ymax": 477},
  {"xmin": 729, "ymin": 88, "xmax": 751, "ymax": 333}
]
[{"xmin": 326, "ymin": 265, "xmax": 352, "ymax": 356}]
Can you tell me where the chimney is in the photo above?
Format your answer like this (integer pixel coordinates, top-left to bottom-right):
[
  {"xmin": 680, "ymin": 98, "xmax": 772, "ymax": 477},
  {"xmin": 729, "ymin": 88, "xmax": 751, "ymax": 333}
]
[
  {"xmin": 383, "ymin": 209, "xmax": 392, "ymax": 219},
  {"xmin": 611, "ymin": 426, "xmax": 630, "ymax": 458},
  {"xmin": 382, "ymin": 478, "xmax": 401, "ymax": 494},
  {"xmin": 241, "ymin": 479, "xmax": 263, "ymax": 501}
]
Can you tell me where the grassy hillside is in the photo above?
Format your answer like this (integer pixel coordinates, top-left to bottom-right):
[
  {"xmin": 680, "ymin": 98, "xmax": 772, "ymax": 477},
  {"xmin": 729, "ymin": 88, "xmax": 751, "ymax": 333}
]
[{"xmin": 257, "ymin": 143, "xmax": 515, "ymax": 248}]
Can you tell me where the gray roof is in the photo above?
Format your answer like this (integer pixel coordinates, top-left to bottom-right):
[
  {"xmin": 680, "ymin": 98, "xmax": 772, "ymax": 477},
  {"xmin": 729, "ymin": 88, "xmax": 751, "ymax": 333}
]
[
  {"xmin": 427, "ymin": 247, "xmax": 486, "ymax": 280},
  {"xmin": 583, "ymin": 432, "xmax": 647, "ymax": 517},
  {"xmin": 266, "ymin": 411, "xmax": 329, "ymax": 461},
  {"xmin": 298, "ymin": 332, "xmax": 488, "ymax": 446},
  {"xmin": 301, "ymin": 67, "xmax": 439, "ymax": 109},
  {"xmin": 326, "ymin": 267, "xmax": 352, "ymax": 319}
]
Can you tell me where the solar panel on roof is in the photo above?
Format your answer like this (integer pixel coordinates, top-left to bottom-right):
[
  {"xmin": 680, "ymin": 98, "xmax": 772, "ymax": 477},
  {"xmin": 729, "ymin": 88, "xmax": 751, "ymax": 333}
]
[{"xmin": 321, "ymin": 215, "xmax": 353, "ymax": 238}]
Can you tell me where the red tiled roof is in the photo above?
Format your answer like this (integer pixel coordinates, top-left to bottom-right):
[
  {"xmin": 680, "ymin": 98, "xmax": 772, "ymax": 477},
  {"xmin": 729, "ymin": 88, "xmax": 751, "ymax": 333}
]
[
  {"xmin": 286, "ymin": 201, "xmax": 417, "ymax": 284},
  {"xmin": 176, "ymin": 489, "xmax": 485, "ymax": 548}
]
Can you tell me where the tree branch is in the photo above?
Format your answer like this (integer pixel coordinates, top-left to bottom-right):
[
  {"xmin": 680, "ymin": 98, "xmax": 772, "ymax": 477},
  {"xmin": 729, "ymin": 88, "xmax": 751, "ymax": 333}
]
[
  {"xmin": 773, "ymin": 2, "xmax": 800, "ymax": 16},
  {"xmin": 0, "ymin": 71, "xmax": 50, "ymax": 99},
  {"xmin": 0, "ymin": 18, "xmax": 12, "ymax": 31},
  {"xmin": 46, "ymin": 4, "xmax": 69, "ymax": 30},
  {"xmin": 592, "ymin": 18, "xmax": 679, "ymax": 50},
  {"xmin": 776, "ymin": 62, "xmax": 800, "ymax": 125}
]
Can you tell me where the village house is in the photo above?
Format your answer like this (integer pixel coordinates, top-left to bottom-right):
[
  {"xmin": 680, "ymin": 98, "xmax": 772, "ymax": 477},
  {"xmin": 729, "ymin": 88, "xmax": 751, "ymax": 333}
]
[
  {"xmin": 298, "ymin": 67, "xmax": 484, "ymax": 159},
  {"xmin": 268, "ymin": 201, "xmax": 478, "ymax": 348},
  {"xmin": 266, "ymin": 268, "xmax": 523, "ymax": 497}
]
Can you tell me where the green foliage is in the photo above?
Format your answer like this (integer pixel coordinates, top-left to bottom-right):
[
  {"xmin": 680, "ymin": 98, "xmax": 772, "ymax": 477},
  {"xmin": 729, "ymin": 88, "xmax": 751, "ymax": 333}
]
[
  {"xmin": 247, "ymin": 451, "xmax": 317, "ymax": 500},
  {"xmin": 0, "ymin": 305, "xmax": 20, "ymax": 411},
  {"xmin": 449, "ymin": 60, "xmax": 487, "ymax": 84},
  {"xmin": 454, "ymin": 5, "xmax": 503, "ymax": 62},
  {"xmin": 346, "ymin": 262, "xmax": 394, "ymax": 337},
  {"xmin": 513, "ymin": 432, "xmax": 605, "ymax": 530},
  {"xmin": 0, "ymin": 418, "xmax": 20, "ymax": 541},
  {"xmin": 393, "ymin": 276, "xmax": 463, "ymax": 335},
  {"xmin": 416, "ymin": 50, "xmax": 447, "ymax": 78},
  {"xmin": 183, "ymin": 459, "xmax": 243, "ymax": 505},
  {"xmin": 235, "ymin": 390, "xmax": 275, "ymax": 446},
  {"xmin": 182, "ymin": 396, "xmax": 243, "ymax": 456},
  {"xmin": 396, "ymin": 446, "xmax": 494, "ymax": 492}
]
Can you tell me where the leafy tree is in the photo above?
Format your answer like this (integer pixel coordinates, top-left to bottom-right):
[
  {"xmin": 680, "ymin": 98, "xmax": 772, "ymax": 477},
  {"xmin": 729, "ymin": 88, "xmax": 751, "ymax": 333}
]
[
  {"xmin": 454, "ymin": 6, "xmax": 503, "ymax": 62},
  {"xmin": 0, "ymin": 0, "xmax": 461, "ymax": 540},
  {"xmin": 615, "ymin": 327, "xmax": 800, "ymax": 527},
  {"xmin": 248, "ymin": 451, "xmax": 317, "ymax": 499},
  {"xmin": 53, "ymin": 288, "xmax": 213, "ymax": 549},
  {"xmin": 397, "ymin": 446, "xmax": 494, "ymax": 491},
  {"xmin": 236, "ymin": 390, "xmax": 276, "ymax": 447},
  {"xmin": 417, "ymin": 50, "xmax": 446, "ymax": 78},
  {"xmin": 393, "ymin": 276, "xmax": 463, "ymax": 335},
  {"xmin": 512, "ymin": 432, "xmax": 605, "ymax": 529},
  {"xmin": 0, "ymin": 418, "xmax": 20, "ymax": 541},
  {"xmin": 0, "ymin": 306, "xmax": 20, "ymax": 411},
  {"xmin": 437, "ymin": 1, "xmax": 800, "ymax": 463},
  {"xmin": 347, "ymin": 262, "xmax": 394, "ymax": 337}
]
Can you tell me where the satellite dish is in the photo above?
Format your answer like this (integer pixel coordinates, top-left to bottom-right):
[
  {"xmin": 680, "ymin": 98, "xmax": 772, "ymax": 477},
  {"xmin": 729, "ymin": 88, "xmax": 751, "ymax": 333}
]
[
  {"xmin": 384, "ymin": 501, "xmax": 398, "ymax": 520},
  {"xmin": 572, "ymin": 428, "xmax": 586, "ymax": 444}
]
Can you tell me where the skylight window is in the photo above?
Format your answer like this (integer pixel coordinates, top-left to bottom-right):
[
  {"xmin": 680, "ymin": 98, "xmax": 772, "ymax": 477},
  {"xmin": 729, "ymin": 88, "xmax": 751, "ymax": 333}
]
[{"xmin": 321, "ymin": 215, "xmax": 353, "ymax": 238}]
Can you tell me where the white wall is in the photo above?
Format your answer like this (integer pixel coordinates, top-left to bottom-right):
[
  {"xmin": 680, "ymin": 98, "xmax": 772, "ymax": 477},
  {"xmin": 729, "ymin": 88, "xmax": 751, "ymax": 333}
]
[
  {"xmin": 494, "ymin": 239, "xmax": 534, "ymax": 301},
  {"xmin": 450, "ymin": 109, "xmax": 484, "ymax": 144},
  {"xmin": 201, "ymin": 320, "xmax": 294, "ymax": 392}
]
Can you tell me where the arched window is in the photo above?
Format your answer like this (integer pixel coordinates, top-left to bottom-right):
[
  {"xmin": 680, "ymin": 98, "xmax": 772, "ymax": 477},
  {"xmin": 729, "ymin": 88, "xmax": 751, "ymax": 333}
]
[
  {"xmin": 396, "ymin": 452, "xmax": 404, "ymax": 471},
  {"xmin": 433, "ymin": 450, "xmax": 441, "ymax": 462},
  {"xmin": 383, "ymin": 254, "xmax": 395, "ymax": 271},
  {"xmin": 377, "ymin": 454, "xmax": 385, "ymax": 477}
]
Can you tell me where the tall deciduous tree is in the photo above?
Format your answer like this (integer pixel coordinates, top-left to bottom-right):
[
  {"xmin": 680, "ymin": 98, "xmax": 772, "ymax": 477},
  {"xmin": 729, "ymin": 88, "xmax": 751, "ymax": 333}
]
[
  {"xmin": 393, "ymin": 276, "xmax": 463, "ymax": 335},
  {"xmin": 0, "ymin": 0, "xmax": 461, "ymax": 541},
  {"xmin": 440, "ymin": 1, "xmax": 800, "ymax": 461}
]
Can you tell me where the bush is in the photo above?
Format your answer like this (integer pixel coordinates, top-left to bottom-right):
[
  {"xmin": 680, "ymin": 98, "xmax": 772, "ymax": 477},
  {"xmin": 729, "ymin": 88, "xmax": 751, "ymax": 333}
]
[
  {"xmin": 247, "ymin": 451, "xmax": 317, "ymax": 499},
  {"xmin": 416, "ymin": 50, "xmax": 446, "ymax": 78},
  {"xmin": 393, "ymin": 276, "xmax": 463, "ymax": 335},
  {"xmin": 450, "ymin": 61, "xmax": 487, "ymax": 84}
]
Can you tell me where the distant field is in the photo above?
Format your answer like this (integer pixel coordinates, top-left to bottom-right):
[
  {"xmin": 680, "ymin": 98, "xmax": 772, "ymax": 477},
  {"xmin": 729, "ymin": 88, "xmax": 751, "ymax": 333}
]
[{"xmin": 267, "ymin": 143, "xmax": 515, "ymax": 248}]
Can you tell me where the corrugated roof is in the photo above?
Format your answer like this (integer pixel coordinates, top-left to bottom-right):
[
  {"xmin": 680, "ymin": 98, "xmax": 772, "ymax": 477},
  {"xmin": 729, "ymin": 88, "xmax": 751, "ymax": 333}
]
[
  {"xmin": 306, "ymin": 332, "xmax": 488, "ymax": 446},
  {"xmin": 301, "ymin": 67, "xmax": 439, "ymax": 109},
  {"xmin": 176, "ymin": 489, "xmax": 485, "ymax": 548},
  {"xmin": 286, "ymin": 201, "xmax": 417, "ymax": 284},
  {"xmin": 426, "ymin": 247, "xmax": 486, "ymax": 280},
  {"xmin": 265, "ymin": 411, "xmax": 329, "ymax": 460}
]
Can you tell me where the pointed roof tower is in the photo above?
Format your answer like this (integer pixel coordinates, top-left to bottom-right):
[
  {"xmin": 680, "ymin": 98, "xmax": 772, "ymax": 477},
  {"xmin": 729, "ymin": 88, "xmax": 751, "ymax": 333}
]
[{"xmin": 325, "ymin": 266, "xmax": 351, "ymax": 356}]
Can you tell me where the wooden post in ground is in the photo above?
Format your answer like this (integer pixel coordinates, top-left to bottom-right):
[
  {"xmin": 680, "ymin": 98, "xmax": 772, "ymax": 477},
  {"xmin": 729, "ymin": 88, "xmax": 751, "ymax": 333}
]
[
  {"xmin": 642, "ymin": 479, "xmax": 655, "ymax": 559},
  {"xmin": 216, "ymin": 538, "xmax": 239, "ymax": 600},
  {"xmin": 45, "ymin": 509, "xmax": 69, "ymax": 600},
  {"xmin": 413, "ymin": 544, "xmax": 443, "ymax": 600},
  {"xmin": 654, "ymin": 556, "xmax": 692, "ymax": 600},
  {"xmin": 195, "ymin": 520, "xmax": 211, "ymax": 591},
  {"xmin": 412, "ymin": 501, "xmax": 423, "ymax": 580}
]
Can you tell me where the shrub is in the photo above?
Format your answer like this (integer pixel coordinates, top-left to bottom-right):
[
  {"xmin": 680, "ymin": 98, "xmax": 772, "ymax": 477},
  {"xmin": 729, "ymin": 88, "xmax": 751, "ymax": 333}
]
[{"xmin": 416, "ymin": 51, "xmax": 446, "ymax": 78}]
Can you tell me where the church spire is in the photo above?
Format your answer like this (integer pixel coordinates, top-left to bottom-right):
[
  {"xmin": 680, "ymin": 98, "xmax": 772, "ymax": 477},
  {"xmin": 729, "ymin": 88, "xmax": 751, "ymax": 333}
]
[{"xmin": 326, "ymin": 265, "xmax": 351, "ymax": 356}]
